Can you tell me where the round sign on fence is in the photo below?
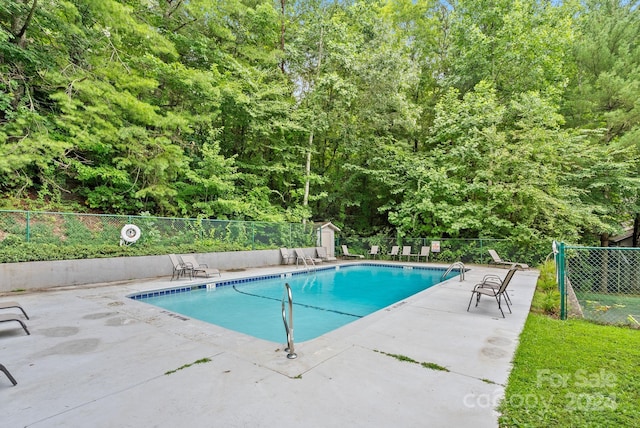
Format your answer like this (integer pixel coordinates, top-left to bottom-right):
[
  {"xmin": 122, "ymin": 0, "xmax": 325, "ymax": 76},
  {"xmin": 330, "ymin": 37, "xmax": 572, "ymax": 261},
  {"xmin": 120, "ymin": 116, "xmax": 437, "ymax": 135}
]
[{"xmin": 120, "ymin": 224, "xmax": 141, "ymax": 244}]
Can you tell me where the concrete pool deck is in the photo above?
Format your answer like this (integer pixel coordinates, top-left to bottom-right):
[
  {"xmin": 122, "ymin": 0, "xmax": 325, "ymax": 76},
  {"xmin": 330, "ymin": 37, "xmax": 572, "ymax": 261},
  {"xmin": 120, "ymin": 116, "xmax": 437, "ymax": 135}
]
[{"xmin": 1, "ymin": 261, "xmax": 538, "ymax": 427}]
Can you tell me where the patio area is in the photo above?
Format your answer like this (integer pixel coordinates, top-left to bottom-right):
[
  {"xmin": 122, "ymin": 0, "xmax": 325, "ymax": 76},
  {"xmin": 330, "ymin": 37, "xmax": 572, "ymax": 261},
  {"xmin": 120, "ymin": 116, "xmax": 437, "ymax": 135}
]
[{"xmin": 1, "ymin": 261, "xmax": 538, "ymax": 427}]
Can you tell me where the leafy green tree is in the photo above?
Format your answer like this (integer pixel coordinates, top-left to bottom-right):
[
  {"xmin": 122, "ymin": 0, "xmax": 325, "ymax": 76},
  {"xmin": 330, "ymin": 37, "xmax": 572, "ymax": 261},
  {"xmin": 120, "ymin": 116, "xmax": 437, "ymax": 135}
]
[
  {"xmin": 562, "ymin": 0, "xmax": 640, "ymax": 244},
  {"xmin": 446, "ymin": 0, "xmax": 576, "ymax": 102},
  {"xmin": 385, "ymin": 81, "xmax": 606, "ymax": 243},
  {"xmin": 285, "ymin": 0, "xmax": 420, "ymax": 233},
  {"xmin": 0, "ymin": 0, "xmax": 77, "ymax": 205}
]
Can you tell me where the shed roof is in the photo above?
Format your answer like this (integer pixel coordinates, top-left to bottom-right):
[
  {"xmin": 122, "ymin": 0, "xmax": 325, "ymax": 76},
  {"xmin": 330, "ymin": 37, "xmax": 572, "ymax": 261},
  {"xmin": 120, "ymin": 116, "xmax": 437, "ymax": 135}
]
[
  {"xmin": 610, "ymin": 229, "xmax": 633, "ymax": 242},
  {"xmin": 315, "ymin": 221, "xmax": 341, "ymax": 232}
]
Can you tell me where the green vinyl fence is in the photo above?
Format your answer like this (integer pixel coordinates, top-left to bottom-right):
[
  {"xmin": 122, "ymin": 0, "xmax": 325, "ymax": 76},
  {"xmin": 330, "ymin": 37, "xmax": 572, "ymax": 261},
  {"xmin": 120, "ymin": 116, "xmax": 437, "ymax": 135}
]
[{"xmin": 556, "ymin": 241, "xmax": 640, "ymax": 327}]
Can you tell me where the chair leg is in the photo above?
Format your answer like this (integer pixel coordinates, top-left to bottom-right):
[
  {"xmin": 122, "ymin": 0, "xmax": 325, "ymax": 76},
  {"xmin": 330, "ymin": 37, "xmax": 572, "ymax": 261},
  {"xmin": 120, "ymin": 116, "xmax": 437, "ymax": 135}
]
[
  {"xmin": 503, "ymin": 291, "xmax": 512, "ymax": 305},
  {"xmin": 467, "ymin": 292, "xmax": 476, "ymax": 312},
  {"xmin": 501, "ymin": 294, "xmax": 512, "ymax": 314},
  {"xmin": 0, "ymin": 364, "xmax": 17, "ymax": 386},
  {"xmin": 16, "ymin": 307, "xmax": 29, "ymax": 320},
  {"xmin": 18, "ymin": 319, "xmax": 30, "ymax": 335},
  {"xmin": 494, "ymin": 296, "xmax": 505, "ymax": 318}
]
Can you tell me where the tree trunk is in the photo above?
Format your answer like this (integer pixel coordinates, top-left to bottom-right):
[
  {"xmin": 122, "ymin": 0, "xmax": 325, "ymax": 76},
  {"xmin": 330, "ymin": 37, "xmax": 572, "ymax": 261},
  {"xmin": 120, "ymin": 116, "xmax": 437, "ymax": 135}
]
[
  {"xmin": 303, "ymin": 131, "xmax": 313, "ymax": 207},
  {"xmin": 12, "ymin": 0, "xmax": 38, "ymax": 47},
  {"xmin": 302, "ymin": 25, "xmax": 323, "ymax": 224},
  {"xmin": 279, "ymin": 0, "xmax": 286, "ymax": 73}
]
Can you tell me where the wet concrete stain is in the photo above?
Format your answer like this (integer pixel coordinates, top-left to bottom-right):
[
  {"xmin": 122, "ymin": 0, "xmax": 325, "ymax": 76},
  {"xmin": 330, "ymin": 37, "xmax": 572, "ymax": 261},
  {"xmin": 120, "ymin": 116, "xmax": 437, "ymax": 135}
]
[
  {"xmin": 35, "ymin": 338, "xmax": 100, "ymax": 357},
  {"xmin": 83, "ymin": 312, "xmax": 118, "ymax": 320},
  {"xmin": 480, "ymin": 335, "xmax": 512, "ymax": 359},
  {"xmin": 487, "ymin": 336, "xmax": 511, "ymax": 346},
  {"xmin": 40, "ymin": 326, "xmax": 80, "ymax": 337},
  {"xmin": 105, "ymin": 316, "xmax": 136, "ymax": 326},
  {"xmin": 480, "ymin": 347, "xmax": 508, "ymax": 359}
]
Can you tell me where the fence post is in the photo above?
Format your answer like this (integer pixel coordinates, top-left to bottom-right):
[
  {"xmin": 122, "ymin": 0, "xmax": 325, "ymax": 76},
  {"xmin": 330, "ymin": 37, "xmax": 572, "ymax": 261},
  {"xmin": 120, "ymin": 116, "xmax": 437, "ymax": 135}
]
[
  {"xmin": 557, "ymin": 241, "xmax": 567, "ymax": 320},
  {"xmin": 26, "ymin": 211, "xmax": 31, "ymax": 242}
]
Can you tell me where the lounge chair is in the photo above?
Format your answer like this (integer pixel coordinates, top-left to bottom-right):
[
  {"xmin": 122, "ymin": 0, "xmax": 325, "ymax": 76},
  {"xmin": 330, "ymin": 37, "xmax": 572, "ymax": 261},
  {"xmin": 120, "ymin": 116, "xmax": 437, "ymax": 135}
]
[
  {"xmin": 368, "ymin": 245, "xmax": 379, "ymax": 259},
  {"xmin": 0, "ymin": 363, "xmax": 17, "ymax": 386},
  {"xmin": 0, "ymin": 301, "xmax": 29, "ymax": 319},
  {"xmin": 341, "ymin": 245, "xmax": 364, "ymax": 259},
  {"xmin": 280, "ymin": 248, "xmax": 296, "ymax": 265},
  {"xmin": 401, "ymin": 246, "xmax": 418, "ymax": 261},
  {"xmin": 467, "ymin": 267, "xmax": 517, "ymax": 318},
  {"xmin": 169, "ymin": 254, "xmax": 192, "ymax": 280},
  {"xmin": 488, "ymin": 249, "xmax": 529, "ymax": 269},
  {"xmin": 181, "ymin": 255, "xmax": 221, "ymax": 278},
  {"xmin": 0, "ymin": 313, "xmax": 30, "ymax": 335},
  {"xmin": 316, "ymin": 247, "xmax": 337, "ymax": 262},
  {"xmin": 295, "ymin": 248, "xmax": 322, "ymax": 267},
  {"xmin": 388, "ymin": 245, "xmax": 399, "ymax": 260},
  {"xmin": 417, "ymin": 246, "xmax": 430, "ymax": 262}
]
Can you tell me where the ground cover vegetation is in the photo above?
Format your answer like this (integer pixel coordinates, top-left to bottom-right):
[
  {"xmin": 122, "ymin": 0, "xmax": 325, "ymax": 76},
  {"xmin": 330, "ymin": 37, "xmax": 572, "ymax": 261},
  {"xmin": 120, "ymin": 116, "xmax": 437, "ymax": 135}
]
[
  {"xmin": 1, "ymin": 0, "xmax": 639, "ymax": 247},
  {"xmin": 500, "ymin": 313, "xmax": 640, "ymax": 427},
  {"xmin": 500, "ymin": 261, "xmax": 640, "ymax": 426}
]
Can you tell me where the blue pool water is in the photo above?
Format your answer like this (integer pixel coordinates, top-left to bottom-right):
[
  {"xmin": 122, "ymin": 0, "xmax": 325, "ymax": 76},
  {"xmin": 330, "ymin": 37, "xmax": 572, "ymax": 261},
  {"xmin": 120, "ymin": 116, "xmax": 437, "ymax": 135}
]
[{"xmin": 132, "ymin": 264, "xmax": 458, "ymax": 343}]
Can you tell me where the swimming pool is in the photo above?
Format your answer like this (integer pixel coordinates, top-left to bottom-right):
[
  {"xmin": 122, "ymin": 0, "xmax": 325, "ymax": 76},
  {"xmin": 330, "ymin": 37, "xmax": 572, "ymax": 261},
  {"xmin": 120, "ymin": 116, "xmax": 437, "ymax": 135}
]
[{"xmin": 130, "ymin": 264, "xmax": 460, "ymax": 343}]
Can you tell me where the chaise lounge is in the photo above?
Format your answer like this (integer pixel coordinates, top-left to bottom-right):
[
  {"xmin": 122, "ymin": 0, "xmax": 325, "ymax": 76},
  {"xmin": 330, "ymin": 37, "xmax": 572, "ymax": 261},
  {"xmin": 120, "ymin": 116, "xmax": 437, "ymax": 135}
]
[
  {"xmin": 488, "ymin": 249, "xmax": 529, "ymax": 269},
  {"xmin": 388, "ymin": 246, "xmax": 399, "ymax": 260},
  {"xmin": 280, "ymin": 248, "xmax": 296, "ymax": 265},
  {"xmin": 368, "ymin": 245, "xmax": 379, "ymax": 259},
  {"xmin": 0, "ymin": 301, "xmax": 29, "ymax": 319},
  {"xmin": 0, "ymin": 313, "xmax": 30, "ymax": 335},
  {"xmin": 181, "ymin": 255, "xmax": 221, "ymax": 278},
  {"xmin": 295, "ymin": 248, "xmax": 322, "ymax": 267},
  {"xmin": 169, "ymin": 254, "xmax": 192, "ymax": 280},
  {"xmin": 401, "ymin": 246, "xmax": 418, "ymax": 261},
  {"xmin": 417, "ymin": 246, "xmax": 430, "ymax": 262},
  {"xmin": 341, "ymin": 245, "xmax": 364, "ymax": 259},
  {"xmin": 316, "ymin": 247, "xmax": 337, "ymax": 262}
]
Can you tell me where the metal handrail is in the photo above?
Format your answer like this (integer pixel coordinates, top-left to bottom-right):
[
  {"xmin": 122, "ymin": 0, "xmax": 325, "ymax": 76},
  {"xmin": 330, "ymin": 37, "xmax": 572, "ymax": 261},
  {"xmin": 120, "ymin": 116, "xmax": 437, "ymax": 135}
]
[
  {"xmin": 296, "ymin": 252, "xmax": 316, "ymax": 272},
  {"xmin": 442, "ymin": 261, "xmax": 465, "ymax": 281},
  {"xmin": 281, "ymin": 283, "xmax": 297, "ymax": 359}
]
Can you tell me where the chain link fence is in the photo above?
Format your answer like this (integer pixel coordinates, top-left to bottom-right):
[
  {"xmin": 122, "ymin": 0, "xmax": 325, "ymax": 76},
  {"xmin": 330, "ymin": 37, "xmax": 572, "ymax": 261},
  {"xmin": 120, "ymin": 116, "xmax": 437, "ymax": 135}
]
[
  {"xmin": 558, "ymin": 243, "xmax": 640, "ymax": 327},
  {"xmin": 337, "ymin": 236, "xmax": 550, "ymax": 266},
  {"xmin": 0, "ymin": 210, "xmax": 316, "ymax": 250},
  {"xmin": 0, "ymin": 210, "xmax": 551, "ymax": 268}
]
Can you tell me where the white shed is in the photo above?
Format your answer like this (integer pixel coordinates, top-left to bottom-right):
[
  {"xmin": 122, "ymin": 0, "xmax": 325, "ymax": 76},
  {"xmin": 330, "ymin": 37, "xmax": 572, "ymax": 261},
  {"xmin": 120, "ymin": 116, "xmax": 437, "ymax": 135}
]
[{"xmin": 316, "ymin": 222, "xmax": 341, "ymax": 259}]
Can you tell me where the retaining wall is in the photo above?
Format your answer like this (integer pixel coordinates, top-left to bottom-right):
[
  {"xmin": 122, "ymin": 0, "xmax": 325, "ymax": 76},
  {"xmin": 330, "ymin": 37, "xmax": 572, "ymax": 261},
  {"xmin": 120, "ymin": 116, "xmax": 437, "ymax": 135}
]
[{"xmin": 0, "ymin": 249, "xmax": 295, "ymax": 293}]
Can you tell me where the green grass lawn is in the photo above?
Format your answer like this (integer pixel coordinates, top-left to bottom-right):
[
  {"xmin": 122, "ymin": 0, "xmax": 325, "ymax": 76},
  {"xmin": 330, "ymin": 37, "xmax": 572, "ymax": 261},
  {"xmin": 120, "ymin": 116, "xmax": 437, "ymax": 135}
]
[{"xmin": 499, "ymin": 314, "xmax": 640, "ymax": 427}]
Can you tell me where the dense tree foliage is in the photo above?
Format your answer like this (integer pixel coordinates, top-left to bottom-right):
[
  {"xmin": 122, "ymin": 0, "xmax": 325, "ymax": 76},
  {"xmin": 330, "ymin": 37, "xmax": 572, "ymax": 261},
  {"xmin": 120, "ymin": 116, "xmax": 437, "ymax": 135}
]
[{"xmin": 1, "ymin": 0, "xmax": 639, "ymax": 244}]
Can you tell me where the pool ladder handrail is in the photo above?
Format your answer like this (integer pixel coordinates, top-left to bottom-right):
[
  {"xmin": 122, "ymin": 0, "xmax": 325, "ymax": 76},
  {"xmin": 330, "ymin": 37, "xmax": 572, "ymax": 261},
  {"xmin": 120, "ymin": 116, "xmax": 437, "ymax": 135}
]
[
  {"xmin": 281, "ymin": 283, "xmax": 297, "ymax": 359},
  {"xmin": 296, "ymin": 252, "xmax": 317, "ymax": 273},
  {"xmin": 442, "ymin": 261, "xmax": 465, "ymax": 281}
]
